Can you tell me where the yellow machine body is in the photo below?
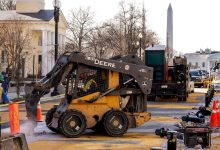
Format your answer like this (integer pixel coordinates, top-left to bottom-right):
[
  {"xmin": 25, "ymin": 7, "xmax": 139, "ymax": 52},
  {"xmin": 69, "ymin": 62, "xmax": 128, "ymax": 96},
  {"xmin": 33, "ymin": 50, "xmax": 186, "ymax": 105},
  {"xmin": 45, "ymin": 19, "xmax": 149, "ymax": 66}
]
[{"xmin": 66, "ymin": 70, "xmax": 151, "ymax": 128}]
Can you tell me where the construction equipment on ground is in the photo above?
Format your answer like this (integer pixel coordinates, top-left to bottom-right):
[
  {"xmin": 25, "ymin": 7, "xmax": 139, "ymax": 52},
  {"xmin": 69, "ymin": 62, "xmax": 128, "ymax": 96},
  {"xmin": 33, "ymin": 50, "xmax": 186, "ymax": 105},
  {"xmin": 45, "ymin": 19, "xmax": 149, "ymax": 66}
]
[
  {"xmin": 145, "ymin": 45, "xmax": 190, "ymax": 101},
  {"xmin": 0, "ymin": 133, "xmax": 29, "ymax": 150},
  {"xmin": 25, "ymin": 52, "xmax": 153, "ymax": 137},
  {"xmin": 155, "ymin": 113, "xmax": 212, "ymax": 149}
]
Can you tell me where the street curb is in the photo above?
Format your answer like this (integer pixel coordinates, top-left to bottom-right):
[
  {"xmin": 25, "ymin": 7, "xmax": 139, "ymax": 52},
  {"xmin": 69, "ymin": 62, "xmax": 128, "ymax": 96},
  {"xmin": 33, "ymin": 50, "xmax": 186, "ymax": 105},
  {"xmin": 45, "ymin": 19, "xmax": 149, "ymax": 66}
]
[{"xmin": 0, "ymin": 94, "xmax": 65, "ymax": 107}]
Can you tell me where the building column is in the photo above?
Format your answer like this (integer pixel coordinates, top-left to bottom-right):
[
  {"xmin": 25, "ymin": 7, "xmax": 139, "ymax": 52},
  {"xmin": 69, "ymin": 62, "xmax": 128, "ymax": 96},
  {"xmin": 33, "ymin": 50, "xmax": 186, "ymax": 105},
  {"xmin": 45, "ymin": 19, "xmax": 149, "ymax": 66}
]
[
  {"xmin": 207, "ymin": 61, "xmax": 210, "ymax": 75},
  {"xmin": 51, "ymin": 32, "xmax": 55, "ymax": 68},
  {"xmin": 47, "ymin": 31, "xmax": 52, "ymax": 72},
  {"xmin": 42, "ymin": 30, "xmax": 48, "ymax": 76},
  {"xmin": 52, "ymin": 32, "xmax": 55, "ymax": 66},
  {"xmin": 62, "ymin": 35, "xmax": 65, "ymax": 48}
]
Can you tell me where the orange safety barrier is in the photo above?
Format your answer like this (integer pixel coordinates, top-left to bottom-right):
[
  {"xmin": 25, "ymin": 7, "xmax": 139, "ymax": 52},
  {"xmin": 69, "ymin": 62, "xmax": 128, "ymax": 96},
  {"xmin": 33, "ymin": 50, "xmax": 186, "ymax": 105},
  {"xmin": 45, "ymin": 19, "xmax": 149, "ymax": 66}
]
[
  {"xmin": 9, "ymin": 103, "xmax": 20, "ymax": 135},
  {"xmin": 36, "ymin": 102, "xmax": 43, "ymax": 122}
]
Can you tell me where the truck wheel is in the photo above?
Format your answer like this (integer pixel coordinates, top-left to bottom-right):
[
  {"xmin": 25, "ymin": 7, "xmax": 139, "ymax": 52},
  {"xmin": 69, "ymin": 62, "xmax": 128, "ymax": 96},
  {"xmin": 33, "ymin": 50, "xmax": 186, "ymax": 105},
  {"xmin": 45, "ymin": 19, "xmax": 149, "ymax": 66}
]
[
  {"xmin": 183, "ymin": 96, "xmax": 187, "ymax": 102},
  {"xmin": 45, "ymin": 106, "xmax": 59, "ymax": 133},
  {"xmin": 103, "ymin": 110, "xmax": 129, "ymax": 137},
  {"xmin": 148, "ymin": 96, "xmax": 156, "ymax": 101},
  {"xmin": 178, "ymin": 97, "xmax": 182, "ymax": 101},
  {"xmin": 59, "ymin": 109, "xmax": 86, "ymax": 138},
  {"xmin": 184, "ymin": 91, "xmax": 188, "ymax": 101}
]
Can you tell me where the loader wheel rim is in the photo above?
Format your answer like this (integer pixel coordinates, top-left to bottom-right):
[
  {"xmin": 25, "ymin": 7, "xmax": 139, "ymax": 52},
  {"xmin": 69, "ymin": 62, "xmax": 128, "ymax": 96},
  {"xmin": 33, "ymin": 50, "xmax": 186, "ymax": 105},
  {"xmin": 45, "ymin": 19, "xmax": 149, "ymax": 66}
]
[
  {"xmin": 109, "ymin": 116, "xmax": 122, "ymax": 129},
  {"xmin": 113, "ymin": 120, "xmax": 119, "ymax": 126},
  {"xmin": 104, "ymin": 110, "xmax": 128, "ymax": 136},
  {"xmin": 59, "ymin": 110, "xmax": 86, "ymax": 138},
  {"xmin": 66, "ymin": 115, "xmax": 83, "ymax": 132}
]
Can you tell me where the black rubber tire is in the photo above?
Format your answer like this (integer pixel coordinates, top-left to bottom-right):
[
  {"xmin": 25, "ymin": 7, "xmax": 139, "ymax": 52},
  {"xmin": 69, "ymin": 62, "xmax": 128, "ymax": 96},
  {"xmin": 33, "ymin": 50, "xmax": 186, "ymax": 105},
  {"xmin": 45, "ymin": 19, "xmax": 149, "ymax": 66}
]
[
  {"xmin": 103, "ymin": 110, "xmax": 129, "ymax": 137},
  {"xmin": 184, "ymin": 91, "xmax": 188, "ymax": 101},
  {"xmin": 59, "ymin": 109, "xmax": 87, "ymax": 138},
  {"xmin": 183, "ymin": 96, "xmax": 187, "ymax": 102},
  {"xmin": 177, "ymin": 97, "xmax": 182, "ymax": 101},
  {"xmin": 45, "ymin": 106, "xmax": 59, "ymax": 133},
  {"xmin": 148, "ymin": 96, "xmax": 156, "ymax": 101},
  {"xmin": 178, "ymin": 96, "xmax": 187, "ymax": 102}
]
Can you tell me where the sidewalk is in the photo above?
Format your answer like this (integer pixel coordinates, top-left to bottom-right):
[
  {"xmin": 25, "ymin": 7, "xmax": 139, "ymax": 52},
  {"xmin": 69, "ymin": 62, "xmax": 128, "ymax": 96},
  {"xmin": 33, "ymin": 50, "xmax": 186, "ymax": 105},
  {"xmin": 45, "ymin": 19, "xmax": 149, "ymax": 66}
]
[
  {"xmin": 7, "ymin": 86, "xmax": 25, "ymax": 100},
  {"xmin": 4, "ymin": 86, "xmax": 53, "ymax": 103}
]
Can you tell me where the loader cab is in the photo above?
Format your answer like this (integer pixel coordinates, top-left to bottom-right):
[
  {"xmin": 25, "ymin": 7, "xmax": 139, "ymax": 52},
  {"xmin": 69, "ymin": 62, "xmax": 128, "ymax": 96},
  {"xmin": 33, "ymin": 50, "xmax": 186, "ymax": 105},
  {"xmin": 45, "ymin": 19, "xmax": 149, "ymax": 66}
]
[{"xmin": 65, "ymin": 64, "xmax": 110, "ymax": 102}]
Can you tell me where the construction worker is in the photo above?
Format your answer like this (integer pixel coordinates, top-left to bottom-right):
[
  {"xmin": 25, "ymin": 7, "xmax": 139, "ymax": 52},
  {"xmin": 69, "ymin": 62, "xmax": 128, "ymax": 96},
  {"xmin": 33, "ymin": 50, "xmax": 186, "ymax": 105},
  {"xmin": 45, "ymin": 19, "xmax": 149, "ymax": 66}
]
[
  {"xmin": 83, "ymin": 78, "xmax": 97, "ymax": 92},
  {"xmin": 2, "ymin": 72, "xmax": 9, "ymax": 93},
  {"xmin": 0, "ymin": 73, "xmax": 9, "ymax": 103}
]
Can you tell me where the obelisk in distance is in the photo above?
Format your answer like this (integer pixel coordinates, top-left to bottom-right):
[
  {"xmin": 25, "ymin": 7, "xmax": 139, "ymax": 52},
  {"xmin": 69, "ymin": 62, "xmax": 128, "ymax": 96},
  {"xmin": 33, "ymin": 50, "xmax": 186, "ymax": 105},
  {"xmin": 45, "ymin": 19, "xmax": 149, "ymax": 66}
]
[{"xmin": 166, "ymin": 3, "xmax": 173, "ymax": 65}]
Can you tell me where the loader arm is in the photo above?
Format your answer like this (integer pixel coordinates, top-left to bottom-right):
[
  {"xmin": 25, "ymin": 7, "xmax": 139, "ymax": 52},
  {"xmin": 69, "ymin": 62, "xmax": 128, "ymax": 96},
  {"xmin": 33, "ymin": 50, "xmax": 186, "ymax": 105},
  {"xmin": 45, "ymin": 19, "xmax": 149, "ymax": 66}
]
[{"xmin": 25, "ymin": 52, "xmax": 75, "ymax": 121}]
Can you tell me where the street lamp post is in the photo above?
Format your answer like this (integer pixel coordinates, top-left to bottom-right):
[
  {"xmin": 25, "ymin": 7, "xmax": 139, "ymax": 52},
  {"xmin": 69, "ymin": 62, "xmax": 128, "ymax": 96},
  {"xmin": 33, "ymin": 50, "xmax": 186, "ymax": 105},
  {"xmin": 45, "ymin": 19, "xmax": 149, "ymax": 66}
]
[
  {"xmin": 51, "ymin": 0, "xmax": 61, "ymax": 96},
  {"xmin": 33, "ymin": 55, "xmax": 35, "ymax": 81},
  {"xmin": 138, "ymin": 33, "xmax": 143, "ymax": 59},
  {"xmin": 32, "ymin": 48, "xmax": 36, "ymax": 81}
]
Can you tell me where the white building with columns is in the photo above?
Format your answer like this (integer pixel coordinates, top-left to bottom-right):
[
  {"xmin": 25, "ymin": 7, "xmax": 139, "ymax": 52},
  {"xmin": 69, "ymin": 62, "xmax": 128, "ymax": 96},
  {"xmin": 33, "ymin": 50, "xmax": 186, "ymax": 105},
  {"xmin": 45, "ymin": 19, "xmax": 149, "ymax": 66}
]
[
  {"xmin": 0, "ymin": 0, "xmax": 68, "ymax": 77},
  {"xmin": 184, "ymin": 49, "xmax": 220, "ymax": 72}
]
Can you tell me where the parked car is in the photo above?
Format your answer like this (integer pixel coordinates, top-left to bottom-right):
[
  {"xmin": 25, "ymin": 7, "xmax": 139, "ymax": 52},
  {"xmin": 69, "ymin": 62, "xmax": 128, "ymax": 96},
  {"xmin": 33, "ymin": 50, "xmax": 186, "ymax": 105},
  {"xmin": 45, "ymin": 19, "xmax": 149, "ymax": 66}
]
[
  {"xmin": 197, "ymin": 69, "xmax": 209, "ymax": 79},
  {"xmin": 190, "ymin": 70, "xmax": 205, "ymax": 82},
  {"xmin": 210, "ymin": 80, "xmax": 220, "ymax": 92}
]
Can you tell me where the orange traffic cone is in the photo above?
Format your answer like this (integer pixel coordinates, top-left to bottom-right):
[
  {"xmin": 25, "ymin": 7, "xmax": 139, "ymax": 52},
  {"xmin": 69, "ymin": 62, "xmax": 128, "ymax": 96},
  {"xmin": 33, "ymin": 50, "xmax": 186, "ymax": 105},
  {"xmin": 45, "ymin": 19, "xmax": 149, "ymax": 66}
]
[
  {"xmin": 210, "ymin": 100, "xmax": 218, "ymax": 128},
  {"xmin": 217, "ymin": 101, "xmax": 220, "ymax": 127},
  {"xmin": 36, "ymin": 101, "xmax": 43, "ymax": 122}
]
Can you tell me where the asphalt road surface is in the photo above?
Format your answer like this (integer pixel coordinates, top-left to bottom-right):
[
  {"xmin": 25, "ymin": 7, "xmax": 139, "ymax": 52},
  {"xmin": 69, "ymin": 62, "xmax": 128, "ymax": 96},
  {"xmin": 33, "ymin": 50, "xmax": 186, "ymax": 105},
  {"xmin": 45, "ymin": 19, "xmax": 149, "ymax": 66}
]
[{"xmin": 1, "ymin": 88, "xmax": 220, "ymax": 149}]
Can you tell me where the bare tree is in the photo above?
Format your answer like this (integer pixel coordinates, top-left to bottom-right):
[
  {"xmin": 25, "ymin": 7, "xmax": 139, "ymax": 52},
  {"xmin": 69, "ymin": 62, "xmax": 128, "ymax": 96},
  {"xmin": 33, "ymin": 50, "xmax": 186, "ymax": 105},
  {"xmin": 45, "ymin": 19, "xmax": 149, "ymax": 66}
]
[
  {"xmin": 0, "ymin": 19, "xmax": 30, "ymax": 97},
  {"xmin": 145, "ymin": 30, "xmax": 159, "ymax": 47},
  {"xmin": 0, "ymin": 0, "xmax": 16, "ymax": 10},
  {"xmin": 66, "ymin": 1, "xmax": 158, "ymax": 58},
  {"xmin": 87, "ymin": 1, "xmax": 158, "ymax": 57},
  {"xmin": 68, "ymin": 7, "xmax": 95, "ymax": 52}
]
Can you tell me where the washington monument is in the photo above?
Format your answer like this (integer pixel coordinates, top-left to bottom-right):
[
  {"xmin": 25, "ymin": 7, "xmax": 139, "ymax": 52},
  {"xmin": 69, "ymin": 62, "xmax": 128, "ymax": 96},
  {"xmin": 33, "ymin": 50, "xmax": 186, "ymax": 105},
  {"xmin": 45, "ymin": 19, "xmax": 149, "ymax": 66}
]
[{"xmin": 167, "ymin": 3, "xmax": 173, "ymax": 64}]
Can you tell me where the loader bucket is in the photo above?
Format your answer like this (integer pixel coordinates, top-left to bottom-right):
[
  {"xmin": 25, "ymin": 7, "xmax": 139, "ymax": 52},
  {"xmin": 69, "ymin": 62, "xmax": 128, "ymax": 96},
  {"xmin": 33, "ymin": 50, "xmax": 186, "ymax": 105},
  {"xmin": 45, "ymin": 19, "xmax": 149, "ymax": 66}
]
[
  {"xmin": 0, "ymin": 133, "xmax": 29, "ymax": 150},
  {"xmin": 25, "ymin": 94, "xmax": 41, "ymax": 121}
]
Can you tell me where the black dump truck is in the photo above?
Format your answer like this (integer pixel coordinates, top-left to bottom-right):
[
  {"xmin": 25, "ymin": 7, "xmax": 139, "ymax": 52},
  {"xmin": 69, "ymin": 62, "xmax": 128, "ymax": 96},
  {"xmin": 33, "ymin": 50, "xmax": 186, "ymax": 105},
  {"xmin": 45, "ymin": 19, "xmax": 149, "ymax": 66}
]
[{"xmin": 145, "ymin": 45, "xmax": 189, "ymax": 101}]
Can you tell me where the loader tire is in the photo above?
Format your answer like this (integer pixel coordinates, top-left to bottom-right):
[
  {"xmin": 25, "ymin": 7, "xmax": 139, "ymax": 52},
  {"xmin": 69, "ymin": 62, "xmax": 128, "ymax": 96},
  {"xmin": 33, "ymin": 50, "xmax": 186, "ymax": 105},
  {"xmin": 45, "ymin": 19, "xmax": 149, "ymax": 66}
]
[
  {"xmin": 46, "ymin": 106, "xmax": 60, "ymax": 133},
  {"xmin": 59, "ymin": 109, "xmax": 86, "ymax": 138},
  {"xmin": 103, "ymin": 110, "xmax": 129, "ymax": 137}
]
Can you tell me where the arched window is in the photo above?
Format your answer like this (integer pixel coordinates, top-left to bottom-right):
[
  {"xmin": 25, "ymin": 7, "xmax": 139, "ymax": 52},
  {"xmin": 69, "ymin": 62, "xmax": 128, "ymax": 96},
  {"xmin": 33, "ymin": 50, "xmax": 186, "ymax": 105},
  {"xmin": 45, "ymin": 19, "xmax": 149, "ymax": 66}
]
[
  {"xmin": 195, "ymin": 62, "xmax": 198, "ymax": 67},
  {"xmin": 189, "ymin": 62, "xmax": 192, "ymax": 67}
]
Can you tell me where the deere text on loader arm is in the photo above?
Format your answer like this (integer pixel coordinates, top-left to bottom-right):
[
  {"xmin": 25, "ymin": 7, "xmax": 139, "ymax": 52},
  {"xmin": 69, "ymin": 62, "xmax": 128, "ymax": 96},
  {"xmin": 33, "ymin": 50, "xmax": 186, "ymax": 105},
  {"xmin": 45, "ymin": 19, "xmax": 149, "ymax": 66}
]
[{"xmin": 25, "ymin": 52, "xmax": 153, "ymax": 137}]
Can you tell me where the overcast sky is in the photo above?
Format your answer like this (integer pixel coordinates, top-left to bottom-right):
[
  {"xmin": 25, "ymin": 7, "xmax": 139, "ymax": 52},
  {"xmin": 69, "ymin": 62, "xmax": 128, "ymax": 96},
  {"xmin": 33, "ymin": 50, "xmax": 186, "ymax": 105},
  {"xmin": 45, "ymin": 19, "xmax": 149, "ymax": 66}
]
[{"xmin": 45, "ymin": 0, "xmax": 220, "ymax": 54}]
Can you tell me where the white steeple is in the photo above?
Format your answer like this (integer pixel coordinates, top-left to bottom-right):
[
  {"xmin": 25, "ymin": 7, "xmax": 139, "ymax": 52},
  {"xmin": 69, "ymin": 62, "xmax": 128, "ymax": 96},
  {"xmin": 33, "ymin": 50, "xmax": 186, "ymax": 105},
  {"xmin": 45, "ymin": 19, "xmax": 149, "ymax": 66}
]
[{"xmin": 16, "ymin": 0, "xmax": 45, "ymax": 13}]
